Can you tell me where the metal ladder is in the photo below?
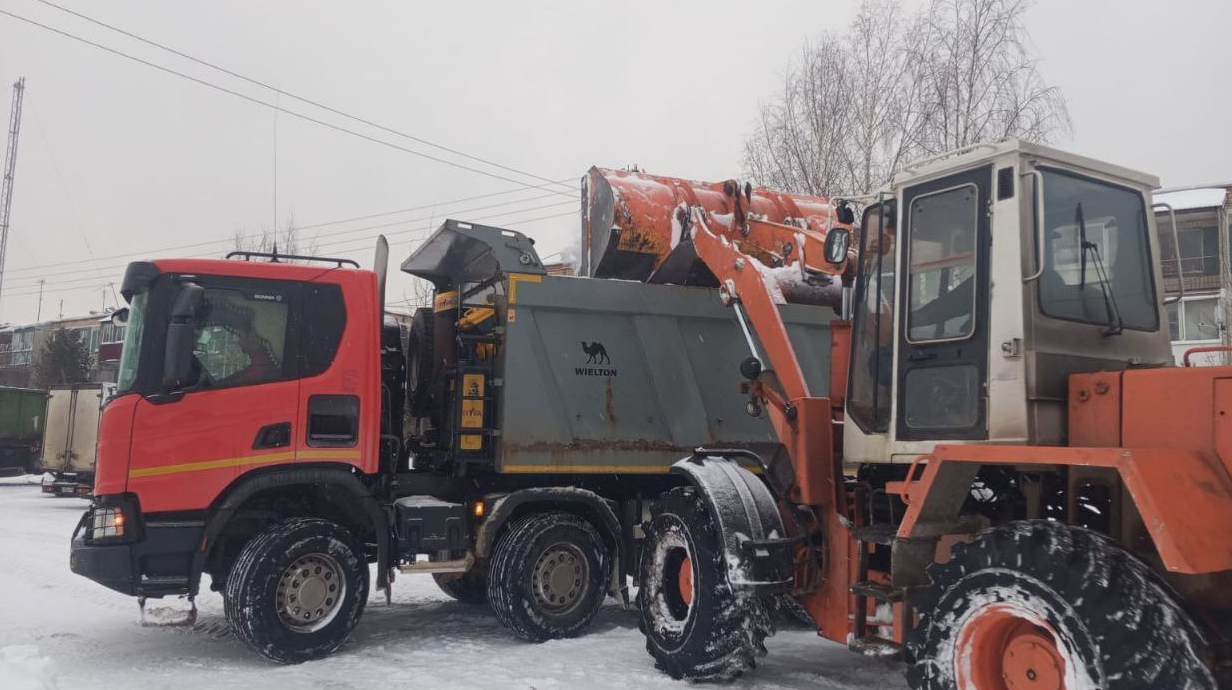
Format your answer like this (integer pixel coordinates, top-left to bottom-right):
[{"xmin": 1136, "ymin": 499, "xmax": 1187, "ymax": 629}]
[{"xmin": 848, "ymin": 524, "xmax": 909, "ymax": 659}]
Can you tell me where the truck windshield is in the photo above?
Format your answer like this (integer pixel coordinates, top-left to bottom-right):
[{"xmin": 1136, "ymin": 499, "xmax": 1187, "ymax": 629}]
[
  {"xmin": 1036, "ymin": 169, "xmax": 1158, "ymax": 331},
  {"xmin": 116, "ymin": 288, "xmax": 148, "ymax": 394}
]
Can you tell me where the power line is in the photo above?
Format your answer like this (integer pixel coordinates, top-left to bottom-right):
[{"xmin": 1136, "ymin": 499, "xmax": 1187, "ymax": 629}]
[
  {"xmin": 0, "ymin": 207, "xmax": 576, "ymax": 300},
  {"xmin": 2, "ymin": 181, "xmax": 574, "ymax": 277},
  {"xmin": 3, "ymin": 200, "xmax": 577, "ymax": 293},
  {"xmin": 2, "ymin": 194, "xmax": 575, "ymax": 290},
  {"xmin": 0, "ymin": 8, "xmax": 579, "ymax": 198},
  {"xmin": 33, "ymin": 0, "xmax": 576, "ymax": 195}
]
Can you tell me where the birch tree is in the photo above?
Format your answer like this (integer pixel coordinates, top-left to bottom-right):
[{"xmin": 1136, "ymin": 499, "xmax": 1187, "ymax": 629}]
[{"xmin": 743, "ymin": 0, "xmax": 1070, "ymax": 196}]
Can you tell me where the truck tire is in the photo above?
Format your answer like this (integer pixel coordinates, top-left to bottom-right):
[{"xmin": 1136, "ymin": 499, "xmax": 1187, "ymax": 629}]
[
  {"xmin": 406, "ymin": 307, "xmax": 434, "ymax": 418},
  {"xmin": 637, "ymin": 486, "xmax": 772, "ymax": 681},
  {"xmin": 487, "ymin": 512, "xmax": 607, "ymax": 642},
  {"xmin": 908, "ymin": 520, "xmax": 1215, "ymax": 690},
  {"xmin": 434, "ymin": 566, "xmax": 488, "ymax": 604},
  {"xmin": 224, "ymin": 518, "xmax": 369, "ymax": 664}
]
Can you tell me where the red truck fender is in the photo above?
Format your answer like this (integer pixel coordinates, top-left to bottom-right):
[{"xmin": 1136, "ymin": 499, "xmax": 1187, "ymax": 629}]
[{"xmin": 190, "ymin": 466, "xmax": 390, "ymax": 596}]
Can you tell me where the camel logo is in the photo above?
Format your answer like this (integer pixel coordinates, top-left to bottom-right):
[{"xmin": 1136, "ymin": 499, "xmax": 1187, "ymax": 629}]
[
  {"xmin": 581, "ymin": 341, "xmax": 610, "ymax": 365},
  {"xmin": 575, "ymin": 341, "xmax": 616, "ymax": 377}
]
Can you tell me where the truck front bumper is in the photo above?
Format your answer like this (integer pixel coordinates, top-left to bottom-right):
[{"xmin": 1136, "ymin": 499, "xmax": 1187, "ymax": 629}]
[{"xmin": 69, "ymin": 500, "xmax": 205, "ymax": 598}]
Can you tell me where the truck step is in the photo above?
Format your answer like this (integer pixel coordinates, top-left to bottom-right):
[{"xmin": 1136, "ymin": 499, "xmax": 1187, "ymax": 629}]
[
  {"xmin": 398, "ymin": 555, "xmax": 473, "ymax": 575},
  {"xmin": 850, "ymin": 581, "xmax": 904, "ymax": 602},
  {"xmin": 851, "ymin": 524, "xmax": 898, "ymax": 545},
  {"xmin": 848, "ymin": 635, "xmax": 903, "ymax": 660}
]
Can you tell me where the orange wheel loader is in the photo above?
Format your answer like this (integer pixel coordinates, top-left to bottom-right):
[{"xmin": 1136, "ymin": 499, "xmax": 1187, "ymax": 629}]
[{"xmin": 593, "ymin": 141, "xmax": 1231, "ymax": 689}]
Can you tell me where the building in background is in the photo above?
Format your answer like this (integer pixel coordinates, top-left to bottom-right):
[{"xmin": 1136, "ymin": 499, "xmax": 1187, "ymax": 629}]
[
  {"xmin": 1154, "ymin": 184, "xmax": 1232, "ymax": 365},
  {"xmin": 0, "ymin": 312, "xmax": 114, "ymax": 387}
]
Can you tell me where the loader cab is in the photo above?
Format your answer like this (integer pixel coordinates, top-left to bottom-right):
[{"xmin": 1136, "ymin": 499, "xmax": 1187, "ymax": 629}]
[{"xmin": 844, "ymin": 140, "xmax": 1174, "ymax": 464}]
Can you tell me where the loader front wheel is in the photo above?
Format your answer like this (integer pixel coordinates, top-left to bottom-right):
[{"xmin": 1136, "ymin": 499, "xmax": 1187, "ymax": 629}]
[
  {"xmin": 637, "ymin": 486, "xmax": 772, "ymax": 681},
  {"xmin": 487, "ymin": 512, "xmax": 607, "ymax": 641},
  {"xmin": 224, "ymin": 518, "xmax": 369, "ymax": 664},
  {"xmin": 908, "ymin": 520, "xmax": 1215, "ymax": 690}
]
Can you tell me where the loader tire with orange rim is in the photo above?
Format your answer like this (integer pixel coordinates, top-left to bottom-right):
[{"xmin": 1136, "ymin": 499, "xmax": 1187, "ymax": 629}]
[
  {"xmin": 638, "ymin": 486, "xmax": 773, "ymax": 681},
  {"xmin": 907, "ymin": 520, "xmax": 1215, "ymax": 690}
]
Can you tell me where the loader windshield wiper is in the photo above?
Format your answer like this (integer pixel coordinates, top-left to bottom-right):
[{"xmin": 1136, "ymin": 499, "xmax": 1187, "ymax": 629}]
[{"xmin": 1076, "ymin": 202, "xmax": 1123, "ymax": 336}]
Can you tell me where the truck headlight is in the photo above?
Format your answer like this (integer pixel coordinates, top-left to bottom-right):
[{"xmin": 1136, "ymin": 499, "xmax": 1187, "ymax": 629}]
[
  {"xmin": 91, "ymin": 507, "xmax": 126, "ymax": 539},
  {"xmin": 86, "ymin": 494, "xmax": 140, "ymax": 544}
]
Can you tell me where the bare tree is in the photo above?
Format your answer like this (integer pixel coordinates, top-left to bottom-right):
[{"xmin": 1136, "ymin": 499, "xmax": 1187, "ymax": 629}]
[
  {"xmin": 742, "ymin": 0, "xmax": 1070, "ymax": 196},
  {"xmin": 232, "ymin": 213, "xmax": 320, "ymax": 259},
  {"xmin": 909, "ymin": 0, "xmax": 1070, "ymax": 154}
]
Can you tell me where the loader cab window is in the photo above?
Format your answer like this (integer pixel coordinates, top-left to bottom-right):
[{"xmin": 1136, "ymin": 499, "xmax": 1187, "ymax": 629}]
[
  {"xmin": 187, "ymin": 287, "xmax": 291, "ymax": 388},
  {"xmin": 906, "ymin": 185, "xmax": 978, "ymax": 342},
  {"xmin": 848, "ymin": 200, "xmax": 897, "ymax": 433},
  {"xmin": 1036, "ymin": 169, "xmax": 1158, "ymax": 331}
]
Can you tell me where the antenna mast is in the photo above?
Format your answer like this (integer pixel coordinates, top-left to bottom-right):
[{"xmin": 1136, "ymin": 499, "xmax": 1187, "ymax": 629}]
[{"xmin": 0, "ymin": 78, "xmax": 26, "ymax": 318}]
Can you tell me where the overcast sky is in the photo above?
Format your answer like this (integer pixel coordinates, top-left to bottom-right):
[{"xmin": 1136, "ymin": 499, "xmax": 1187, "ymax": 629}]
[{"xmin": 0, "ymin": 0, "xmax": 1227, "ymax": 324}]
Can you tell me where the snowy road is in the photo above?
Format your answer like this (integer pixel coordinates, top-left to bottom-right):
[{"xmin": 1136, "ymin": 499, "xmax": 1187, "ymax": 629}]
[{"xmin": 0, "ymin": 479, "xmax": 907, "ymax": 689}]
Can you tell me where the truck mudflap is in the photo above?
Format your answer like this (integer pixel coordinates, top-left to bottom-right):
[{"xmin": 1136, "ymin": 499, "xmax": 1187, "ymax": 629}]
[{"xmin": 671, "ymin": 450, "xmax": 794, "ymax": 593}]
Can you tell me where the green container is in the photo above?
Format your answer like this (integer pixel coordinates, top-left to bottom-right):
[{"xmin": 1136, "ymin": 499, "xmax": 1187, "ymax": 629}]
[{"xmin": 0, "ymin": 386, "xmax": 47, "ymax": 472}]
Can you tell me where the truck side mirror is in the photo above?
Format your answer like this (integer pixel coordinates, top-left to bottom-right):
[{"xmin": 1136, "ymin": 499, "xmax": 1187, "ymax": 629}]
[
  {"xmin": 824, "ymin": 227, "xmax": 851, "ymax": 265},
  {"xmin": 162, "ymin": 282, "xmax": 204, "ymax": 391}
]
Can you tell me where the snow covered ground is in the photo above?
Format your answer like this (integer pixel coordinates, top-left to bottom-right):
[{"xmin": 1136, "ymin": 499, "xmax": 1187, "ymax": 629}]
[{"xmin": 0, "ymin": 480, "xmax": 907, "ymax": 689}]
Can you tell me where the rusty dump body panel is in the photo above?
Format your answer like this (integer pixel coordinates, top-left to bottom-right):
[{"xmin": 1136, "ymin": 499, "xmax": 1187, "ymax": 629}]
[
  {"xmin": 582, "ymin": 167, "xmax": 840, "ymax": 281},
  {"xmin": 496, "ymin": 275, "xmax": 835, "ymax": 473}
]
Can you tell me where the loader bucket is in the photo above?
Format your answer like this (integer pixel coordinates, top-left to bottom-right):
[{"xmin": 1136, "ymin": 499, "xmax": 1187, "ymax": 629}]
[{"xmin": 582, "ymin": 167, "xmax": 838, "ymax": 282}]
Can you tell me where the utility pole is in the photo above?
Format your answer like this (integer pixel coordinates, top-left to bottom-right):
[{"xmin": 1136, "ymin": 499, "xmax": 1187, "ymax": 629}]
[
  {"xmin": 35, "ymin": 278, "xmax": 43, "ymax": 321},
  {"xmin": 0, "ymin": 78, "xmax": 26, "ymax": 319}
]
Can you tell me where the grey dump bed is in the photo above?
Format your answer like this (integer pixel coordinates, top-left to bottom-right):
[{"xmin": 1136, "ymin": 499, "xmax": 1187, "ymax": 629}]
[{"xmin": 497, "ymin": 275, "xmax": 833, "ymax": 472}]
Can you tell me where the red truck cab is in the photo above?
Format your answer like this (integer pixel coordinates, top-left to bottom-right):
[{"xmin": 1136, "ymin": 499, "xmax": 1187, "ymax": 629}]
[{"xmin": 71, "ymin": 255, "xmax": 383, "ymax": 598}]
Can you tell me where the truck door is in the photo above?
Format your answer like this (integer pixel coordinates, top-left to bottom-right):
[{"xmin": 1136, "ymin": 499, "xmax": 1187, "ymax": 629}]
[
  {"xmin": 127, "ymin": 277, "xmax": 302, "ymax": 512},
  {"xmin": 66, "ymin": 386, "xmax": 104, "ymax": 473},
  {"xmin": 896, "ymin": 166, "xmax": 991, "ymax": 441},
  {"xmin": 41, "ymin": 387, "xmax": 72, "ymax": 472}
]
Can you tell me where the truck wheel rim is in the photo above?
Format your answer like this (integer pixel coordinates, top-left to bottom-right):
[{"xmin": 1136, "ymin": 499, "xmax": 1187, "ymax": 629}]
[
  {"xmin": 956, "ymin": 604, "xmax": 1066, "ymax": 690},
  {"xmin": 649, "ymin": 528, "xmax": 693, "ymax": 633},
  {"xmin": 531, "ymin": 542, "xmax": 588, "ymax": 615},
  {"xmin": 677, "ymin": 556, "xmax": 693, "ymax": 606},
  {"xmin": 277, "ymin": 553, "xmax": 346, "ymax": 633}
]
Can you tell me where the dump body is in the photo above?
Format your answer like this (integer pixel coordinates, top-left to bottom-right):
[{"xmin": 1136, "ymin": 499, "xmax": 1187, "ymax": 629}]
[
  {"xmin": 496, "ymin": 275, "xmax": 834, "ymax": 472},
  {"xmin": 0, "ymin": 386, "xmax": 45, "ymax": 472}
]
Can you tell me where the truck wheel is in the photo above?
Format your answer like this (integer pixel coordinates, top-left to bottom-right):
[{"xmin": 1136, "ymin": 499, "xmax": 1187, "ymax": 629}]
[
  {"xmin": 224, "ymin": 518, "xmax": 369, "ymax": 664},
  {"xmin": 406, "ymin": 307, "xmax": 434, "ymax": 418},
  {"xmin": 434, "ymin": 565, "xmax": 488, "ymax": 604},
  {"xmin": 637, "ymin": 486, "xmax": 772, "ymax": 681},
  {"xmin": 908, "ymin": 520, "xmax": 1215, "ymax": 690},
  {"xmin": 487, "ymin": 512, "xmax": 607, "ymax": 642}
]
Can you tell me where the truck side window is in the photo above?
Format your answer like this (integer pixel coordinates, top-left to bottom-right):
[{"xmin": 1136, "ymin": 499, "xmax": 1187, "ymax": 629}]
[
  {"xmin": 301, "ymin": 283, "xmax": 346, "ymax": 377},
  {"xmin": 848, "ymin": 201, "xmax": 897, "ymax": 433},
  {"xmin": 189, "ymin": 288, "xmax": 291, "ymax": 388}
]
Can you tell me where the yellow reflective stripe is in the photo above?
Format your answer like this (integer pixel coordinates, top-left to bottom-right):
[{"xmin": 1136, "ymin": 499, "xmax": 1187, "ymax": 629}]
[
  {"xmin": 507, "ymin": 273, "xmax": 542, "ymax": 304},
  {"xmin": 128, "ymin": 449, "xmax": 361, "ymax": 479}
]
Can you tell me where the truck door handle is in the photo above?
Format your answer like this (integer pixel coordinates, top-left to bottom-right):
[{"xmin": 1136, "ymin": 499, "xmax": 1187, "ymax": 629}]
[
  {"xmin": 253, "ymin": 422, "xmax": 292, "ymax": 450},
  {"xmin": 906, "ymin": 351, "xmax": 937, "ymax": 362}
]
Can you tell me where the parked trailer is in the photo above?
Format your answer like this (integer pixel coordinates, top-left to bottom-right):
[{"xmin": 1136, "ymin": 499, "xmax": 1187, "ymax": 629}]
[
  {"xmin": 40, "ymin": 383, "xmax": 114, "ymax": 496},
  {"xmin": 0, "ymin": 386, "xmax": 45, "ymax": 475},
  {"xmin": 67, "ymin": 220, "xmax": 838, "ymax": 661}
]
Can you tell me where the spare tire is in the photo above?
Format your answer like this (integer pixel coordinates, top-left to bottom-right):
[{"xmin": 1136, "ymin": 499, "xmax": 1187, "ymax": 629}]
[{"xmin": 406, "ymin": 307, "xmax": 435, "ymax": 418}]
